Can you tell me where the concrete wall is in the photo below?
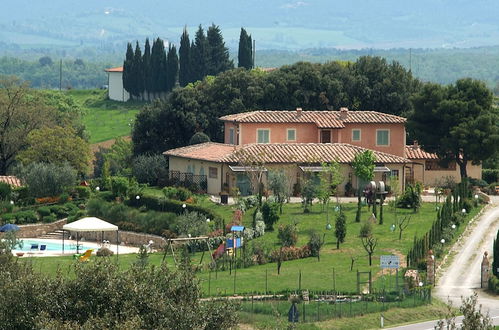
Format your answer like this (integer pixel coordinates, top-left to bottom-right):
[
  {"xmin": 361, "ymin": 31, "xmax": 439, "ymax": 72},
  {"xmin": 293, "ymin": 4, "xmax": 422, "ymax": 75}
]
[
  {"xmin": 108, "ymin": 72, "xmax": 130, "ymax": 102},
  {"xmin": 410, "ymin": 160, "xmax": 482, "ymax": 186},
  {"xmin": 73, "ymin": 230, "xmax": 166, "ymax": 248},
  {"xmin": 11, "ymin": 219, "xmax": 67, "ymax": 238}
]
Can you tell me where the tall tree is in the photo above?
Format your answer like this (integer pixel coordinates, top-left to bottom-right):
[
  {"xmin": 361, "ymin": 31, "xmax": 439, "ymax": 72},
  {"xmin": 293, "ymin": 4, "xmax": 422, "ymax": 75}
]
[
  {"xmin": 130, "ymin": 41, "xmax": 144, "ymax": 99},
  {"xmin": 408, "ymin": 78, "xmax": 499, "ymax": 179},
  {"xmin": 150, "ymin": 38, "xmax": 167, "ymax": 96},
  {"xmin": 0, "ymin": 77, "xmax": 55, "ymax": 174},
  {"xmin": 206, "ymin": 23, "xmax": 234, "ymax": 76},
  {"xmin": 493, "ymin": 229, "xmax": 499, "ymax": 277},
  {"xmin": 166, "ymin": 44, "xmax": 179, "ymax": 92},
  {"xmin": 191, "ymin": 25, "xmax": 208, "ymax": 83},
  {"xmin": 143, "ymin": 38, "xmax": 152, "ymax": 99},
  {"xmin": 179, "ymin": 27, "xmax": 191, "ymax": 87},
  {"xmin": 351, "ymin": 150, "xmax": 376, "ymax": 222},
  {"xmin": 238, "ymin": 28, "xmax": 253, "ymax": 69},
  {"xmin": 122, "ymin": 42, "xmax": 134, "ymax": 95}
]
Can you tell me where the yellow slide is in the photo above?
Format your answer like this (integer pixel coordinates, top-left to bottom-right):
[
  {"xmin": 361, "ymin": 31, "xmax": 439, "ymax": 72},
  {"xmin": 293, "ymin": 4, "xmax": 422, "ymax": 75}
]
[{"xmin": 78, "ymin": 249, "xmax": 94, "ymax": 262}]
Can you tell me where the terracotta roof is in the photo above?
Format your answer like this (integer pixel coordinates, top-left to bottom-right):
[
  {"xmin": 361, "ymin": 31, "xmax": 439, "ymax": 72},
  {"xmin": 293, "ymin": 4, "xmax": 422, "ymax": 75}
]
[
  {"xmin": 105, "ymin": 66, "xmax": 123, "ymax": 72},
  {"xmin": 164, "ymin": 143, "xmax": 410, "ymax": 164},
  {"xmin": 405, "ymin": 146, "xmax": 438, "ymax": 160},
  {"xmin": 219, "ymin": 110, "xmax": 405, "ymax": 128},
  {"xmin": 163, "ymin": 142, "xmax": 237, "ymax": 162},
  {"xmin": 0, "ymin": 176, "xmax": 22, "ymax": 187}
]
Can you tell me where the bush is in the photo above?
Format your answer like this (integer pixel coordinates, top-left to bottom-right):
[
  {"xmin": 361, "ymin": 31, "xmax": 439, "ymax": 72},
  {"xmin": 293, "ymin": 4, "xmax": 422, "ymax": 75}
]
[
  {"xmin": 50, "ymin": 205, "xmax": 69, "ymax": 218},
  {"xmin": 396, "ymin": 183, "xmax": 422, "ymax": 210},
  {"xmin": 0, "ymin": 213, "xmax": 16, "ymax": 223},
  {"xmin": 116, "ymin": 221, "xmax": 142, "ymax": 232},
  {"xmin": 162, "ymin": 186, "xmax": 192, "ymax": 201},
  {"xmin": 110, "ymin": 176, "xmax": 130, "ymax": 199},
  {"xmin": 42, "ymin": 214, "xmax": 57, "ymax": 223},
  {"xmin": 0, "ymin": 182, "xmax": 11, "ymax": 199},
  {"xmin": 308, "ymin": 231, "xmax": 323, "ymax": 257},
  {"xmin": 14, "ymin": 210, "xmax": 38, "ymax": 224},
  {"xmin": 270, "ymin": 245, "xmax": 311, "ymax": 262},
  {"xmin": 162, "ymin": 186, "xmax": 178, "ymax": 199},
  {"xmin": 16, "ymin": 162, "xmax": 76, "ymax": 198},
  {"xmin": 483, "ymin": 169, "xmax": 499, "ymax": 184},
  {"xmin": 96, "ymin": 247, "xmax": 114, "ymax": 257},
  {"xmin": 37, "ymin": 206, "xmax": 52, "ymax": 217},
  {"xmin": 96, "ymin": 191, "xmax": 115, "ymax": 202},
  {"xmin": 132, "ymin": 154, "xmax": 168, "ymax": 186},
  {"xmin": 489, "ymin": 275, "xmax": 499, "ymax": 294},
  {"xmin": 173, "ymin": 211, "xmax": 209, "ymax": 237},
  {"xmin": 360, "ymin": 221, "xmax": 372, "ymax": 237},
  {"xmin": 189, "ymin": 132, "xmax": 210, "ymax": 145},
  {"xmin": 277, "ymin": 224, "xmax": 298, "ymax": 247},
  {"xmin": 74, "ymin": 186, "xmax": 91, "ymax": 199},
  {"xmin": 0, "ymin": 200, "xmax": 14, "ymax": 213},
  {"xmin": 261, "ymin": 202, "xmax": 279, "ymax": 230}
]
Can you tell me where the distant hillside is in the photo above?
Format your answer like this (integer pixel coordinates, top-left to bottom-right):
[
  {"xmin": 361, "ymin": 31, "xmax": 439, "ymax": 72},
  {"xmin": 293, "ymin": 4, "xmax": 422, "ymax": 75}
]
[{"xmin": 2, "ymin": 0, "xmax": 499, "ymax": 50}]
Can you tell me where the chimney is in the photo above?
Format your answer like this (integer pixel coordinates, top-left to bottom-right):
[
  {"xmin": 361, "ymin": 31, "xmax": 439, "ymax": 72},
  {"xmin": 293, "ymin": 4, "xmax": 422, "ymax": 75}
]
[
  {"xmin": 339, "ymin": 107, "xmax": 349, "ymax": 120},
  {"xmin": 296, "ymin": 107, "xmax": 302, "ymax": 117}
]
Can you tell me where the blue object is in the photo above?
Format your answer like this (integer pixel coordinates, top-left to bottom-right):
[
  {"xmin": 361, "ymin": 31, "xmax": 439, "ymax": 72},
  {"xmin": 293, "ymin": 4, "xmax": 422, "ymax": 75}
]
[
  {"xmin": 226, "ymin": 238, "xmax": 242, "ymax": 248},
  {"xmin": 231, "ymin": 226, "xmax": 245, "ymax": 232},
  {"xmin": 0, "ymin": 223, "xmax": 20, "ymax": 232},
  {"xmin": 40, "ymin": 245, "xmax": 47, "ymax": 251},
  {"xmin": 30, "ymin": 244, "xmax": 39, "ymax": 251}
]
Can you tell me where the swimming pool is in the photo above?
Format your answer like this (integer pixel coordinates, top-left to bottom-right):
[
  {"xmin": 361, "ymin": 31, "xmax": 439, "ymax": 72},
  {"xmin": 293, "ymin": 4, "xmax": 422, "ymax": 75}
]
[{"xmin": 17, "ymin": 239, "xmax": 95, "ymax": 253}]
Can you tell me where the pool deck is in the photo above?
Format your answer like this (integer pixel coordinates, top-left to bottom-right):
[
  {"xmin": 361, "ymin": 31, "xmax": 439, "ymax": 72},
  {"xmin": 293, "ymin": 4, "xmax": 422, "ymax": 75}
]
[{"xmin": 12, "ymin": 238, "xmax": 140, "ymax": 257}]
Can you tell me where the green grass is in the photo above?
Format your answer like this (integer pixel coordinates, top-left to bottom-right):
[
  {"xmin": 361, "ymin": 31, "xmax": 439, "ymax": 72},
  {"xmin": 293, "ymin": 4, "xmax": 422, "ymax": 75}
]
[{"xmin": 65, "ymin": 89, "xmax": 143, "ymax": 143}]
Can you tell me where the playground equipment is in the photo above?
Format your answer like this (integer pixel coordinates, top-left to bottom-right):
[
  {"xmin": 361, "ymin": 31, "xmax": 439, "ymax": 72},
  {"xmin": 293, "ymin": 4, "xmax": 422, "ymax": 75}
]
[{"xmin": 162, "ymin": 236, "xmax": 214, "ymax": 266}]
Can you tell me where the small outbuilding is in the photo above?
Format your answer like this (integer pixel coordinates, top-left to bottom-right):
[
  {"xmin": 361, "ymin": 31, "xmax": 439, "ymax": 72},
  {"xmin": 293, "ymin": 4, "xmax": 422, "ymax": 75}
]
[{"xmin": 105, "ymin": 66, "xmax": 130, "ymax": 102}]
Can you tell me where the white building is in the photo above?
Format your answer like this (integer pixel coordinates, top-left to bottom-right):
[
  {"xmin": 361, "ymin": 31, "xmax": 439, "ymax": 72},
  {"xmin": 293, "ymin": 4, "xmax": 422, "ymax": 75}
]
[{"xmin": 105, "ymin": 66, "xmax": 130, "ymax": 102}]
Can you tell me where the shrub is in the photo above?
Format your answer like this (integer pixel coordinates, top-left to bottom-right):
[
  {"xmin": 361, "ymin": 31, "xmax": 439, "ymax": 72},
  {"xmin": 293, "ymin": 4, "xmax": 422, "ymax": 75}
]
[
  {"xmin": 15, "ymin": 210, "xmax": 38, "ymax": 224},
  {"xmin": 270, "ymin": 245, "xmax": 311, "ymax": 262},
  {"xmin": 42, "ymin": 214, "xmax": 57, "ymax": 223},
  {"xmin": 189, "ymin": 132, "xmax": 210, "ymax": 145},
  {"xmin": 308, "ymin": 231, "xmax": 323, "ymax": 257},
  {"xmin": 116, "ymin": 221, "xmax": 142, "ymax": 232},
  {"xmin": 132, "ymin": 154, "xmax": 168, "ymax": 186},
  {"xmin": 359, "ymin": 221, "xmax": 373, "ymax": 237},
  {"xmin": 255, "ymin": 220, "xmax": 265, "ymax": 238},
  {"xmin": 396, "ymin": 183, "xmax": 422, "ymax": 211},
  {"xmin": 96, "ymin": 191, "xmax": 115, "ymax": 202},
  {"xmin": 461, "ymin": 199, "xmax": 473, "ymax": 213},
  {"xmin": 0, "ymin": 200, "xmax": 14, "ymax": 213},
  {"xmin": 86, "ymin": 198, "xmax": 108, "ymax": 218},
  {"xmin": 110, "ymin": 176, "xmax": 130, "ymax": 199},
  {"xmin": 50, "ymin": 205, "xmax": 69, "ymax": 218},
  {"xmin": 175, "ymin": 187, "xmax": 191, "ymax": 201},
  {"xmin": 173, "ymin": 211, "xmax": 209, "ymax": 237},
  {"xmin": 0, "ymin": 182, "xmax": 11, "ymax": 199},
  {"xmin": 489, "ymin": 275, "xmax": 499, "ymax": 294},
  {"xmin": 261, "ymin": 201, "xmax": 279, "ymax": 230},
  {"xmin": 277, "ymin": 224, "xmax": 298, "ymax": 247},
  {"xmin": 483, "ymin": 169, "xmax": 499, "ymax": 184},
  {"xmin": 59, "ymin": 193, "xmax": 70, "ymax": 203},
  {"xmin": 161, "ymin": 230, "xmax": 178, "ymax": 239},
  {"xmin": 74, "ymin": 186, "xmax": 91, "ymax": 199},
  {"xmin": 96, "ymin": 247, "xmax": 114, "ymax": 257},
  {"xmin": 37, "ymin": 206, "xmax": 52, "ymax": 217},
  {"xmin": 16, "ymin": 162, "xmax": 76, "ymax": 198},
  {"xmin": 0, "ymin": 213, "xmax": 16, "ymax": 223}
]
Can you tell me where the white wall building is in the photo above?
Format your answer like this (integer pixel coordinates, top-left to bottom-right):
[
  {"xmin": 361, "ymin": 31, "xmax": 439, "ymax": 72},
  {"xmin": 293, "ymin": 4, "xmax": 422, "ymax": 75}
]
[{"xmin": 105, "ymin": 66, "xmax": 130, "ymax": 102}]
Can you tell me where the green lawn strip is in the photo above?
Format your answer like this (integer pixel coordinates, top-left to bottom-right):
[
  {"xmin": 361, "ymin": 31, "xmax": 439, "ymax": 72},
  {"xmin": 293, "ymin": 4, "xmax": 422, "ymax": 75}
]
[
  {"xmin": 238, "ymin": 300, "xmax": 451, "ymax": 329},
  {"xmin": 65, "ymin": 89, "xmax": 142, "ymax": 143}
]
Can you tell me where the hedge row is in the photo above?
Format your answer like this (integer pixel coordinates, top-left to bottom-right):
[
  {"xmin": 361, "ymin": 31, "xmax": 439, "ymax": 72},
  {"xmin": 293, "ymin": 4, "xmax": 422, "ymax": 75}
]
[
  {"xmin": 483, "ymin": 169, "xmax": 499, "ymax": 184},
  {"xmin": 127, "ymin": 195, "xmax": 220, "ymax": 222}
]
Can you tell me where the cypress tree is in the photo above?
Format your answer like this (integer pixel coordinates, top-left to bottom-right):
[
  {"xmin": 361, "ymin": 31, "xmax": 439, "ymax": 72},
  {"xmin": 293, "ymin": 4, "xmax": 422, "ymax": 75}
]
[
  {"xmin": 122, "ymin": 42, "xmax": 134, "ymax": 95},
  {"xmin": 206, "ymin": 23, "xmax": 233, "ymax": 76},
  {"xmin": 238, "ymin": 27, "xmax": 253, "ymax": 69},
  {"xmin": 191, "ymin": 25, "xmax": 208, "ymax": 82},
  {"xmin": 166, "ymin": 44, "xmax": 179, "ymax": 92},
  {"xmin": 131, "ymin": 41, "xmax": 144, "ymax": 99},
  {"xmin": 143, "ymin": 38, "xmax": 152, "ymax": 99},
  {"xmin": 179, "ymin": 27, "xmax": 191, "ymax": 87},
  {"xmin": 150, "ymin": 38, "xmax": 167, "ymax": 96},
  {"xmin": 493, "ymin": 229, "xmax": 499, "ymax": 277}
]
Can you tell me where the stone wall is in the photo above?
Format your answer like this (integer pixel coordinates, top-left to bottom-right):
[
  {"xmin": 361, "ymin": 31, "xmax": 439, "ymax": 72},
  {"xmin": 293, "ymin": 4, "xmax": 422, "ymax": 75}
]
[
  {"xmin": 14, "ymin": 219, "xmax": 67, "ymax": 238},
  {"xmin": 71, "ymin": 230, "xmax": 167, "ymax": 248}
]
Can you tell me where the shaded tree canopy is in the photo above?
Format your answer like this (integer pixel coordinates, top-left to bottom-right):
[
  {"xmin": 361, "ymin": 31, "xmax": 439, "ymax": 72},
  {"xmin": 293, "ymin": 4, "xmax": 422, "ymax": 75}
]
[
  {"xmin": 408, "ymin": 78, "xmax": 499, "ymax": 178},
  {"xmin": 133, "ymin": 57, "xmax": 421, "ymax": 155}
]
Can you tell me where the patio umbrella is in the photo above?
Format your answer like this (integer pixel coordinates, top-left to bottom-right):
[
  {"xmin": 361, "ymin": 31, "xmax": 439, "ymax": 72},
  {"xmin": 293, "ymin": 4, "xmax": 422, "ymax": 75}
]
[{"xmin": 0, "ymin": 223, "xmax": 20, "ymax": 232}]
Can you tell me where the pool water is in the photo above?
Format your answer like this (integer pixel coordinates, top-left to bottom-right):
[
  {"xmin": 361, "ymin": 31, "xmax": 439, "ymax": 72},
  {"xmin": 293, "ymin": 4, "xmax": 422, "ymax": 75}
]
[{"xmin": 17, "ymin": 239, "xmax": 94, "ymax": 252}]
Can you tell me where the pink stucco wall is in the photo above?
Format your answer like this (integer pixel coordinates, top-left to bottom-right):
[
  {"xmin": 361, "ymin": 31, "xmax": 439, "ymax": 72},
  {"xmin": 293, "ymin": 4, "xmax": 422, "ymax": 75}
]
[
  {"xmin": 236, "ymin": 122, "xmax": 320, "ymax": 144},
  {"xmin": 338, "ymin": 123, "xmax": 406, "ymax": 157}
]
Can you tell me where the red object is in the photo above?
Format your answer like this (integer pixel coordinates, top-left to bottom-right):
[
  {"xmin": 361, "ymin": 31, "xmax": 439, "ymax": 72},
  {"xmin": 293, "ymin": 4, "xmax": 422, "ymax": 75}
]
[
  {"xmin": 212, "ymin": 243, "xmax": 225, "ymax": 260},
  {"xmin": 80, "ymin": 181, "xmax": 89, "ymax": 186}
]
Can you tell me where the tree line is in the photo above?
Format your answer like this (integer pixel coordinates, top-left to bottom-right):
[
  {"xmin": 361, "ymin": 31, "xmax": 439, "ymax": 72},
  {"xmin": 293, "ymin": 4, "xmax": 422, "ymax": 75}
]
[{"xmin": 123, "ymin": 25, "xmax": 253, "ymax": 100}]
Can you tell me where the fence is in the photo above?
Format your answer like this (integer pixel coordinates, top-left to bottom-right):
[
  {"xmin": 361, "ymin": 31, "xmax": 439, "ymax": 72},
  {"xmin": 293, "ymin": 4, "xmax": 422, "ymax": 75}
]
[
  {"xmin": 168, "ymin": 171, "xmax": 207, "ymax": 193},
  {"xmin": 238, "ymin": 288, "xmax": 431, "ymax": 324}
]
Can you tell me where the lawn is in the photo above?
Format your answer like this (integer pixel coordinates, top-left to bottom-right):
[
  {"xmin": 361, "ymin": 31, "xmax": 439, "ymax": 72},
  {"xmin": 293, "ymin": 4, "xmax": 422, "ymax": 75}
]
[
  {"xmin": 22, "ymin": 195, "xmax": 482, "ymax": 297},
  {"xmin": 65, "ymin": 89, "xmax": 143, "ymax": 143}
]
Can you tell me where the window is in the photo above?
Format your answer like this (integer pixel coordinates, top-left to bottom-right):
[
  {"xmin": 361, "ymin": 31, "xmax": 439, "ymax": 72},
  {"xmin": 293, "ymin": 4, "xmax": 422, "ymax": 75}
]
[
  {"xmin": 352, "ymin": 129, "xmax": 361, "ymax": 142},
  {"xmin": 321, "ymin": 130, "xmax": 331, "ymax": 143},
  {"xmin": 287, "ymin": 128, "xmax": 296, "ymax": 141},
  {"xmin": 391, "ymin": 169, "xmax": 399, "ymax": 179},
  {"xmin": 229, "ymin": 128, "xmax": 235, "ymax": 145},
  {"xmin": 376, "ymin": 130, "xmax": 390, "ymax": 146},
  {"xmin": 209, "ymin": 167, "xmax": 218, "ymax": 179},
  {"xmin": 199, "ymin": 167, "xmax": 205, "ymax": 176},
  {"xmin": 425, "ymin": 160, "xmax": 456, "ymax": 171},
  {"xmin": 257, "ymin": 129, "xmax": 270, "ymax": 143}
]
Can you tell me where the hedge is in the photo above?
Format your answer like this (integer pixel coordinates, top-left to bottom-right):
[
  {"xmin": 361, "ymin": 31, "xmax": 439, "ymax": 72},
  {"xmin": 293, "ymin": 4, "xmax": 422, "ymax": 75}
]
[
  {"xmin": 127, "ymin": 195, "xmax": 220, "ymax": 222},
  {"xmin": 483, "ymin": 169, "xmax": 499, "ymax": 184}
]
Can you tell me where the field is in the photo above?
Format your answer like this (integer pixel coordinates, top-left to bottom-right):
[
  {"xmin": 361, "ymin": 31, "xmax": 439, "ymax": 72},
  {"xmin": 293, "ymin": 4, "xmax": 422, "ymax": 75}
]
[{"xmin": 65, "ymin": 89, "xmax": 142, "ymax": 143}]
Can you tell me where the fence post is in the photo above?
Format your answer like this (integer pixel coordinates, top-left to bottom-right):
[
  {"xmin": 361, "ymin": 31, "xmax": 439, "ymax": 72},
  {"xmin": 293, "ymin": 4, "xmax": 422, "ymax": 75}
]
[
  {"xmin": 265, "ymin": 269, "xmax": 268, "ymax": 295},
  {"xmin": 299, "ymin": 270, "xmax": 302, "ymax": 291},
  {"xmin": 302, "ymin": 301, "xmax": 306, "ymax": 322},
  {"xmin": 208, "ymin": 269, "xmax": 211, "ymax": 296}
]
